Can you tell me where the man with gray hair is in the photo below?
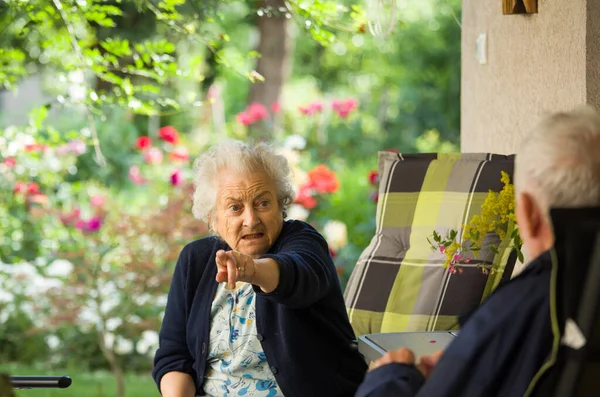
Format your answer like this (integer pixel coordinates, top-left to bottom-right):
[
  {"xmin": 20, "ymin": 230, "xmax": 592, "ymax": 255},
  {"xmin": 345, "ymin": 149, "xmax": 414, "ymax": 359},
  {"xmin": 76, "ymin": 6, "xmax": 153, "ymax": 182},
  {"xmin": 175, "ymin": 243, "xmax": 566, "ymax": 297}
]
[{"xmin": 355, "ymin": 106, "xmax": 600, "ymax": 397}]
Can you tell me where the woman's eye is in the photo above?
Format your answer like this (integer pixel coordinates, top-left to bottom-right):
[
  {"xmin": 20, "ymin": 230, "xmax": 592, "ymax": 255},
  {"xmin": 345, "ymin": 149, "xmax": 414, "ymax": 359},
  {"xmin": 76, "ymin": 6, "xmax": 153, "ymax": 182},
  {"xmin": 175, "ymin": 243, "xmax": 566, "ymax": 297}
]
[
  {"xmin": 258, "ymin": 201, "xmax": 270, "ymax": 207},
  {"xmin": 229, "ymin": 205, "xmax": 241, "ymax": 212}
]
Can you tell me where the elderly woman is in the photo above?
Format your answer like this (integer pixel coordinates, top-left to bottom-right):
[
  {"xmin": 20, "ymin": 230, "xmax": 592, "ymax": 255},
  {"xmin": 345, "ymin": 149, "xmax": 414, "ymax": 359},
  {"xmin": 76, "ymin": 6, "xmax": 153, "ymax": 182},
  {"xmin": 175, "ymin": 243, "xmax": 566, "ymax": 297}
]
[{"xmin": 152, "ymin": 140, "xmax": 367, "ymax": 397}]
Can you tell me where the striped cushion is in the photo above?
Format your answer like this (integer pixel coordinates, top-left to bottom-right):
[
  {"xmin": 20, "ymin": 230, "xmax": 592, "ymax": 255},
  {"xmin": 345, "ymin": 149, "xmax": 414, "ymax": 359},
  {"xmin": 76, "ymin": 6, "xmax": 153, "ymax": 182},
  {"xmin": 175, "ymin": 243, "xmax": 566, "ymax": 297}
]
[{"xmin": 344, "ymin": 152, "xmax": 517, "ymax": 336}]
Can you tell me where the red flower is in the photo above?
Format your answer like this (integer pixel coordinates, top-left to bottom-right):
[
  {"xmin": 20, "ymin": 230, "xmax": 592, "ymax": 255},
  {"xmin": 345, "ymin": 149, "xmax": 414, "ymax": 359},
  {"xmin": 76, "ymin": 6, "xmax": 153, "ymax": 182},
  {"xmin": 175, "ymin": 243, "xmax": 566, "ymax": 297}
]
[
  {"xmin": 294, "ymin": 185, "xmax": 318, "ymax": 209},
  {"xmin": 329, "ymin": 247, "xmax": 337, "ymax": 259},
  {"xmin": 271, "ymin": 102, "xmax": 281, "ymax": 113},
  {"xmin": 27, "ymin": 182, "xmax": 40, "ymax": 194},
  {"xmin": 307, "ymin": 165, "xmax": 339, "ymax": 194},
  {"xmin": 136, "ymin": 136, "xmax": 152, "ymax": 150},
  {"xmin": 158, "ymin": 126, "xmax": 179, "ymax": 144},
  {"xmin": 368, "ymin": 170, "xmax": 379, "ymax": 185}
]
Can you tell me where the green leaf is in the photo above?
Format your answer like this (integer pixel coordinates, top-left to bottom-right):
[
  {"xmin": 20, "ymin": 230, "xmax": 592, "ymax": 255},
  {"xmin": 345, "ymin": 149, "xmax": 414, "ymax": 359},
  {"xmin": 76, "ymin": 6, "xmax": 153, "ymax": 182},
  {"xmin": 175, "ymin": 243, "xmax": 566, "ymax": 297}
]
[{"xmin": 28, "ymin": 105, "xmax": 49, "ymax": 129}]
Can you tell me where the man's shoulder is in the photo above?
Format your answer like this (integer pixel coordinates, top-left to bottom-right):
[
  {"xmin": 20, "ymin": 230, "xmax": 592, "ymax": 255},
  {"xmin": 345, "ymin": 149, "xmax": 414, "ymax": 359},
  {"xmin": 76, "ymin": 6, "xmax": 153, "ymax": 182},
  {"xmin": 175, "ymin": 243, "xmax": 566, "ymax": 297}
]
[{"xmin": 459, "ymin": 251, "xmax": 552, "ymax": 339}]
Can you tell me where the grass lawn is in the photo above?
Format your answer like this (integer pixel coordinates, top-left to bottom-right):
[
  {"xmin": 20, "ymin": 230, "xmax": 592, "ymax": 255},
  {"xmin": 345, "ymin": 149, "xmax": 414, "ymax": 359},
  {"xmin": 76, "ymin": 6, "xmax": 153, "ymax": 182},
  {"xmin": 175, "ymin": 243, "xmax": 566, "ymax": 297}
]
[{"xmin": 0, "ymin": 363, "xmax": 159, "ymax": 397}]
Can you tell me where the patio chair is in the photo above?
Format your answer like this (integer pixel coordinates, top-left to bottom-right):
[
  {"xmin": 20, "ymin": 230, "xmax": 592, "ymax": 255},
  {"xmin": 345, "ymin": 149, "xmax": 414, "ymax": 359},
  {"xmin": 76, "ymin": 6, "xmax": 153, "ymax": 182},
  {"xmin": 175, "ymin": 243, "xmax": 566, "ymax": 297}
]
[
  {"xmin": 528, "ymin": 207, "xmax": 600, "ymax": 397},
  {"xmin": 344, "ymin": 151, "xmax": 518, "ymax": 337}
]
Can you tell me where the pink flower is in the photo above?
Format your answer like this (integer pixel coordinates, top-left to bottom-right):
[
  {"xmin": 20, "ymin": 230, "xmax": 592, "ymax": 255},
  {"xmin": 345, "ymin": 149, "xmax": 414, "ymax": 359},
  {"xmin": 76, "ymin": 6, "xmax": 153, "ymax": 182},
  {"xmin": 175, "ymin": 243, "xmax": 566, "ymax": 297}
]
[
  {"xmin": 75, "ymin": 216, "xmax": 103, "ymax": 233},
  {"xmin": 236, "ymin": 112, "xmax": 253, "ymax": 125},
  {"xmin": 90, "ymin": 195, "xmax": 105, "ymax": 208},
  {"xmin": 128, "ymin": 165, "xmax": 145, "ymax": 185},
  {"xmin": 60, "ymin": 208, "xmax": 81, "ymax": 226},
  {"xmin": 144, "ymin": 147, "xmax": 163, "ymax": 165},
  {"xmin": 271, "ymin": 102, "xmax": 281, "ymax": 113},
  {"xmin": 85, "ymin": 217, "xmax": 103, "ymax": 232},
  {"xmin": 332, "ymin": 98, "xmax": 359, "ymax": 118},
  {"xmin": 24, "ymin": 143, "xmax": 48, "ymax": 152},
  {"xmin": 236, "ymin": 103, "xmax": 270, "ymax": 125},
  {"xmin": 465, "ymin": 258, "xmax": 471, "ymax": 263},
  {"xmin": 136, "ymin": 136, "xmax": 152, "ymax": 150},
  {"xmin": 3, "ymin": 157, "xmax": 16, "ymax": 168},
  {"xmin": 13, "ymin": 182, "xmax": 27, "ymax": 194},
  {"xmin": 298, "ymin": 101, "xmax": 324, "ymax": 116},
  {"xmin": 170, "ymin": 169, "xmax": 182, "ymax": 186},
  {"xmin": 247, "ymin": 102, "xmax": 269, "ymax": 121},
  {"xmin": 440, "ymin": 246, "xmax": 446, "ymax": 254},
  {"xmin": 158, "ymin": 126, "xmax": 179, "ymax": 144},
  {"xmin": 453, "ymin": 253, "xmax": 463, "ymax": 262},
  {"xmin": 169, "ymin": 146, "xmax": 189, "ymax": 162},
  {"xmin": 67, "ymin": 140, "xmax": 86, "ymax": 155}
]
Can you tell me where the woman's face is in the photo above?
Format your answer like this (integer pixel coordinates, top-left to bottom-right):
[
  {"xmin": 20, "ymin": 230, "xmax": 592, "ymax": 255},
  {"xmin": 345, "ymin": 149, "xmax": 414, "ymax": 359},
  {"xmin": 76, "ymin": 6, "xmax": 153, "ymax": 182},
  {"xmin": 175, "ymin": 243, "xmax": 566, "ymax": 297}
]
[{"xmin": 211, "ymin": 168, "xmax": 284, "ymax": 257}]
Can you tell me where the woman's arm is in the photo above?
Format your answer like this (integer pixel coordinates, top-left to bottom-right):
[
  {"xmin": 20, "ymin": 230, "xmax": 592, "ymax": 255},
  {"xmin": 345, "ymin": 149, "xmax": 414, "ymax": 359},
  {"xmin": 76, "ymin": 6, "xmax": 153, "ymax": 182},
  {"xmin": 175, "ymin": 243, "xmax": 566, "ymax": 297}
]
[
  {"xmin": 159, "ymin": 372, "xmax": 197, "ymax": 397},
  {"xmin": 215, "ymin": 222, "xmax": 337, "ymax": 308},
  {"xmin": 153, "ymin": 245, "xmax": 197, "ymax": 394},
  {"xmin": 255, "ymin": 222, "xmax": 336, "ymax": 307}
]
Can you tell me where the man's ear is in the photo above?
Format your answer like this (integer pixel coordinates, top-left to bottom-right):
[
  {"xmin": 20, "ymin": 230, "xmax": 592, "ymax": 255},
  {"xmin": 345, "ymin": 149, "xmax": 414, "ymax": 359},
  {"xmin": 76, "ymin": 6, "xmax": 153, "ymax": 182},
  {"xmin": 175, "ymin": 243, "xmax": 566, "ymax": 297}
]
[{"xmin": 517, "ymin": 191, "xmax": 545, "ymax": 239}]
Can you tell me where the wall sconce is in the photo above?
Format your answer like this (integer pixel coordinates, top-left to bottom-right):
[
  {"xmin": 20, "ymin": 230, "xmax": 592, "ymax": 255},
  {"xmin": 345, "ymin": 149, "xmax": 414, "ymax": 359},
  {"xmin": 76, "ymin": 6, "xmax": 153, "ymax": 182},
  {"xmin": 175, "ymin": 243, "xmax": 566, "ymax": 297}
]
[{"xmin": 503, "ymin": 0, "xmax": 538, "ymax": 14}]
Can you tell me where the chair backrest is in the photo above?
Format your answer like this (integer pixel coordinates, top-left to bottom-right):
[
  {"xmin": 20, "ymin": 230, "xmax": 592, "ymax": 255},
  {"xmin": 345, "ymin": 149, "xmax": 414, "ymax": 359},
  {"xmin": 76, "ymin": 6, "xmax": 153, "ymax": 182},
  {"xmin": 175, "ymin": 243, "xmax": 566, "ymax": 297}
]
[
  {"xmin": 529, "ymin": 207, "xmax": 600, "ymax": 397},
  {"xmin": 344, "ymin": 151, "xmax": 518, "ymax": 336}
]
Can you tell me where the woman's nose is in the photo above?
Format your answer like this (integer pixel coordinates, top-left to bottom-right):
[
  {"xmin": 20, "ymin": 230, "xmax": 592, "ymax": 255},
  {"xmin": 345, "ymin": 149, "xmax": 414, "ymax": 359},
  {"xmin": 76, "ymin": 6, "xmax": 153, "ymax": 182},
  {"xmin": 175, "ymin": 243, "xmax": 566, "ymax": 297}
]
[{"xmin": 243, "ymin": 208, "xmax": 261, "ymax": 227}]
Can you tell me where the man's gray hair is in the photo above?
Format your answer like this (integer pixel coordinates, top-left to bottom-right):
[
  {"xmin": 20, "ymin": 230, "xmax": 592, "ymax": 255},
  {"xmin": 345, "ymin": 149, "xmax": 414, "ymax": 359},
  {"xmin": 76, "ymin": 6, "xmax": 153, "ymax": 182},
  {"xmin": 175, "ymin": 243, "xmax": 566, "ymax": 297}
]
[
  {"xmin": 191, "ymin": 139, "xmax": 296, "ymax": 222},
  {"xmin": 515, "ymin": 105, "xmax": 600, "ymax": 212}
]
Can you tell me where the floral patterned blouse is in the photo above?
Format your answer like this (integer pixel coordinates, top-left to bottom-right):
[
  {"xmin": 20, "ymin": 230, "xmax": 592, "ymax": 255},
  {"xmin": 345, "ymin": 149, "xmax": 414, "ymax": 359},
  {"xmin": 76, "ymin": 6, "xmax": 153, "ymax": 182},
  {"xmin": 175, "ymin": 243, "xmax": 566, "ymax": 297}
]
[{"xmin": 202, "ymin": 282, "xmax": 284, "ymax": 397}]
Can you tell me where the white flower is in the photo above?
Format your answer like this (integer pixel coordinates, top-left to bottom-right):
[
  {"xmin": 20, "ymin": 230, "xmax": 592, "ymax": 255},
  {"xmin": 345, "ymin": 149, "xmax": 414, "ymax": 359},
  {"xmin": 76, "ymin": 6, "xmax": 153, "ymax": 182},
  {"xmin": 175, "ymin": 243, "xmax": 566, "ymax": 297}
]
[
  {"xmin": 283, "ymin": 134, "xmax": 306, "ymax": 151},
  {"xmin": 287, "ymin": 204, "xmax": 310, "ymax": 221},
  {"xmin": 105, "ymin": 317, "xmax": 123, "ymax": 332},
  {"xmin": 46, "ymin": 259, "xmax": 73, "ymax": 278},
  {"xmin": 46, "ymin": 334, "xmax": 60, "ymax": 349},
  {"xmin": 114, "ymin": 337, "xmax": 134, "ymax": 355},
  {"xmin": 323, "ymin": 220, "xmax": 348, "ymax": 252},
  {"xmin": 136, "ymin": 330, "xmax": 159, "ymax": 356}
]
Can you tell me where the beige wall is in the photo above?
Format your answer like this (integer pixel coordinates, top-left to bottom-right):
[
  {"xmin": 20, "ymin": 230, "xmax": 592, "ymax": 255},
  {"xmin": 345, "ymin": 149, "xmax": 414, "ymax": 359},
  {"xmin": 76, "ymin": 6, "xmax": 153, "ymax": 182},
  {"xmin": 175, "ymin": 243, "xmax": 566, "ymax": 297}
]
[{"xmin": 461, "ymin": 0, "xmax": 600, "ymax": 154}]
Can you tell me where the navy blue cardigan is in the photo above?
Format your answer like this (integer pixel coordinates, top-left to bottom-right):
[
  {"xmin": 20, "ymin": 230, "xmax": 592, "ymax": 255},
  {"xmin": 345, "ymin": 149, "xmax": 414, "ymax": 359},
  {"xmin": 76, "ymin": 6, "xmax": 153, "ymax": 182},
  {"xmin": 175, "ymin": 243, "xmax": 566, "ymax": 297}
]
[{"xmin": 153, "ymin": 220, "xmax": 367, "ymax": 396}]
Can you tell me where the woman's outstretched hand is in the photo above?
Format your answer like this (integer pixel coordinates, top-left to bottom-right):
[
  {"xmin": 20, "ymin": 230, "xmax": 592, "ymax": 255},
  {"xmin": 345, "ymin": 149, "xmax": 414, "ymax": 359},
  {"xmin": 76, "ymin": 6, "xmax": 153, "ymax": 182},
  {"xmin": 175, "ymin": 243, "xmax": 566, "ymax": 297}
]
[{"xmin": 215, "ymin": 250, "xmax": 256, "ymax": 289}]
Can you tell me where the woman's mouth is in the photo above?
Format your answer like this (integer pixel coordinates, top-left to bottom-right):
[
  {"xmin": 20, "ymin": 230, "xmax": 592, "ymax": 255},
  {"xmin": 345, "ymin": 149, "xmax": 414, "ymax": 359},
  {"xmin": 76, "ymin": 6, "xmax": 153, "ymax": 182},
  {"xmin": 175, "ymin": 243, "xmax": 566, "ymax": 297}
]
[{"xmin": 242, "ymin": 233, "xmax": 264, "ymax": 240}]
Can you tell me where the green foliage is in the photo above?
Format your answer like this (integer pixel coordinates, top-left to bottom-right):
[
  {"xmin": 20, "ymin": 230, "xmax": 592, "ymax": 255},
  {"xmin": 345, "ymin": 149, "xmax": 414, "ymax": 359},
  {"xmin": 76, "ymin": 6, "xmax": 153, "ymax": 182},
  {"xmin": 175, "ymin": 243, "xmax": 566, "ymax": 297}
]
[{"xmin": 0, "ymin": 308, "xmax": 50, "ymax": 364}]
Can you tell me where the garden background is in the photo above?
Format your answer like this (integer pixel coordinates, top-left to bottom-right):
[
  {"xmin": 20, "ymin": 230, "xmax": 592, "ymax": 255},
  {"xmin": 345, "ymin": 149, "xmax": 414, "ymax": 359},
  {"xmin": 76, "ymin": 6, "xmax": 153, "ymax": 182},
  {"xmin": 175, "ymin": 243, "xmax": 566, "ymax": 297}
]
[{"xmin": 0, "ymin": 0, "xmax": 460, "ymax": 395}]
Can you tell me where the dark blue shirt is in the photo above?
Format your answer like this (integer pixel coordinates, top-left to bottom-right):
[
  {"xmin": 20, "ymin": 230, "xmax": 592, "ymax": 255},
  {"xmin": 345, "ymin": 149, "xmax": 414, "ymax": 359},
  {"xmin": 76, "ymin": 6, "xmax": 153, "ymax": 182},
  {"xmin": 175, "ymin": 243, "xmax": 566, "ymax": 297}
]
[
  {"xmin": 356, "ymin": 251, "xmax": 555, "ymax": 397},
  {"xmin": 153, "ymin": 220, "xmax": 368, "ymax": 396}
]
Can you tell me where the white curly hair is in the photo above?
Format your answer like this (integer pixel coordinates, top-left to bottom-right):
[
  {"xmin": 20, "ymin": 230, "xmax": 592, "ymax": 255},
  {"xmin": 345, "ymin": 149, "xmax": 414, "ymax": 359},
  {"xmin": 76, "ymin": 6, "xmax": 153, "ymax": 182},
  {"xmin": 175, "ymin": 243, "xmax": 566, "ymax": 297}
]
[{"xmin": 191, "ymin": 139, "xmax": 296, "ymax": 222}]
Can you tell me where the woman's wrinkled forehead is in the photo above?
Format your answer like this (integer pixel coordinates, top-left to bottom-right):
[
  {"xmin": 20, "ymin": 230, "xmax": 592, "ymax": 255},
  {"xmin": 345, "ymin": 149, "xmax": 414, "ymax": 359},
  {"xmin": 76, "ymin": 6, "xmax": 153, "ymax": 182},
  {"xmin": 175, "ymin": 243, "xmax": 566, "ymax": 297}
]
[{"xmin": 215, "ymin": 168, "xmax": 278, "ymax": 203}]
